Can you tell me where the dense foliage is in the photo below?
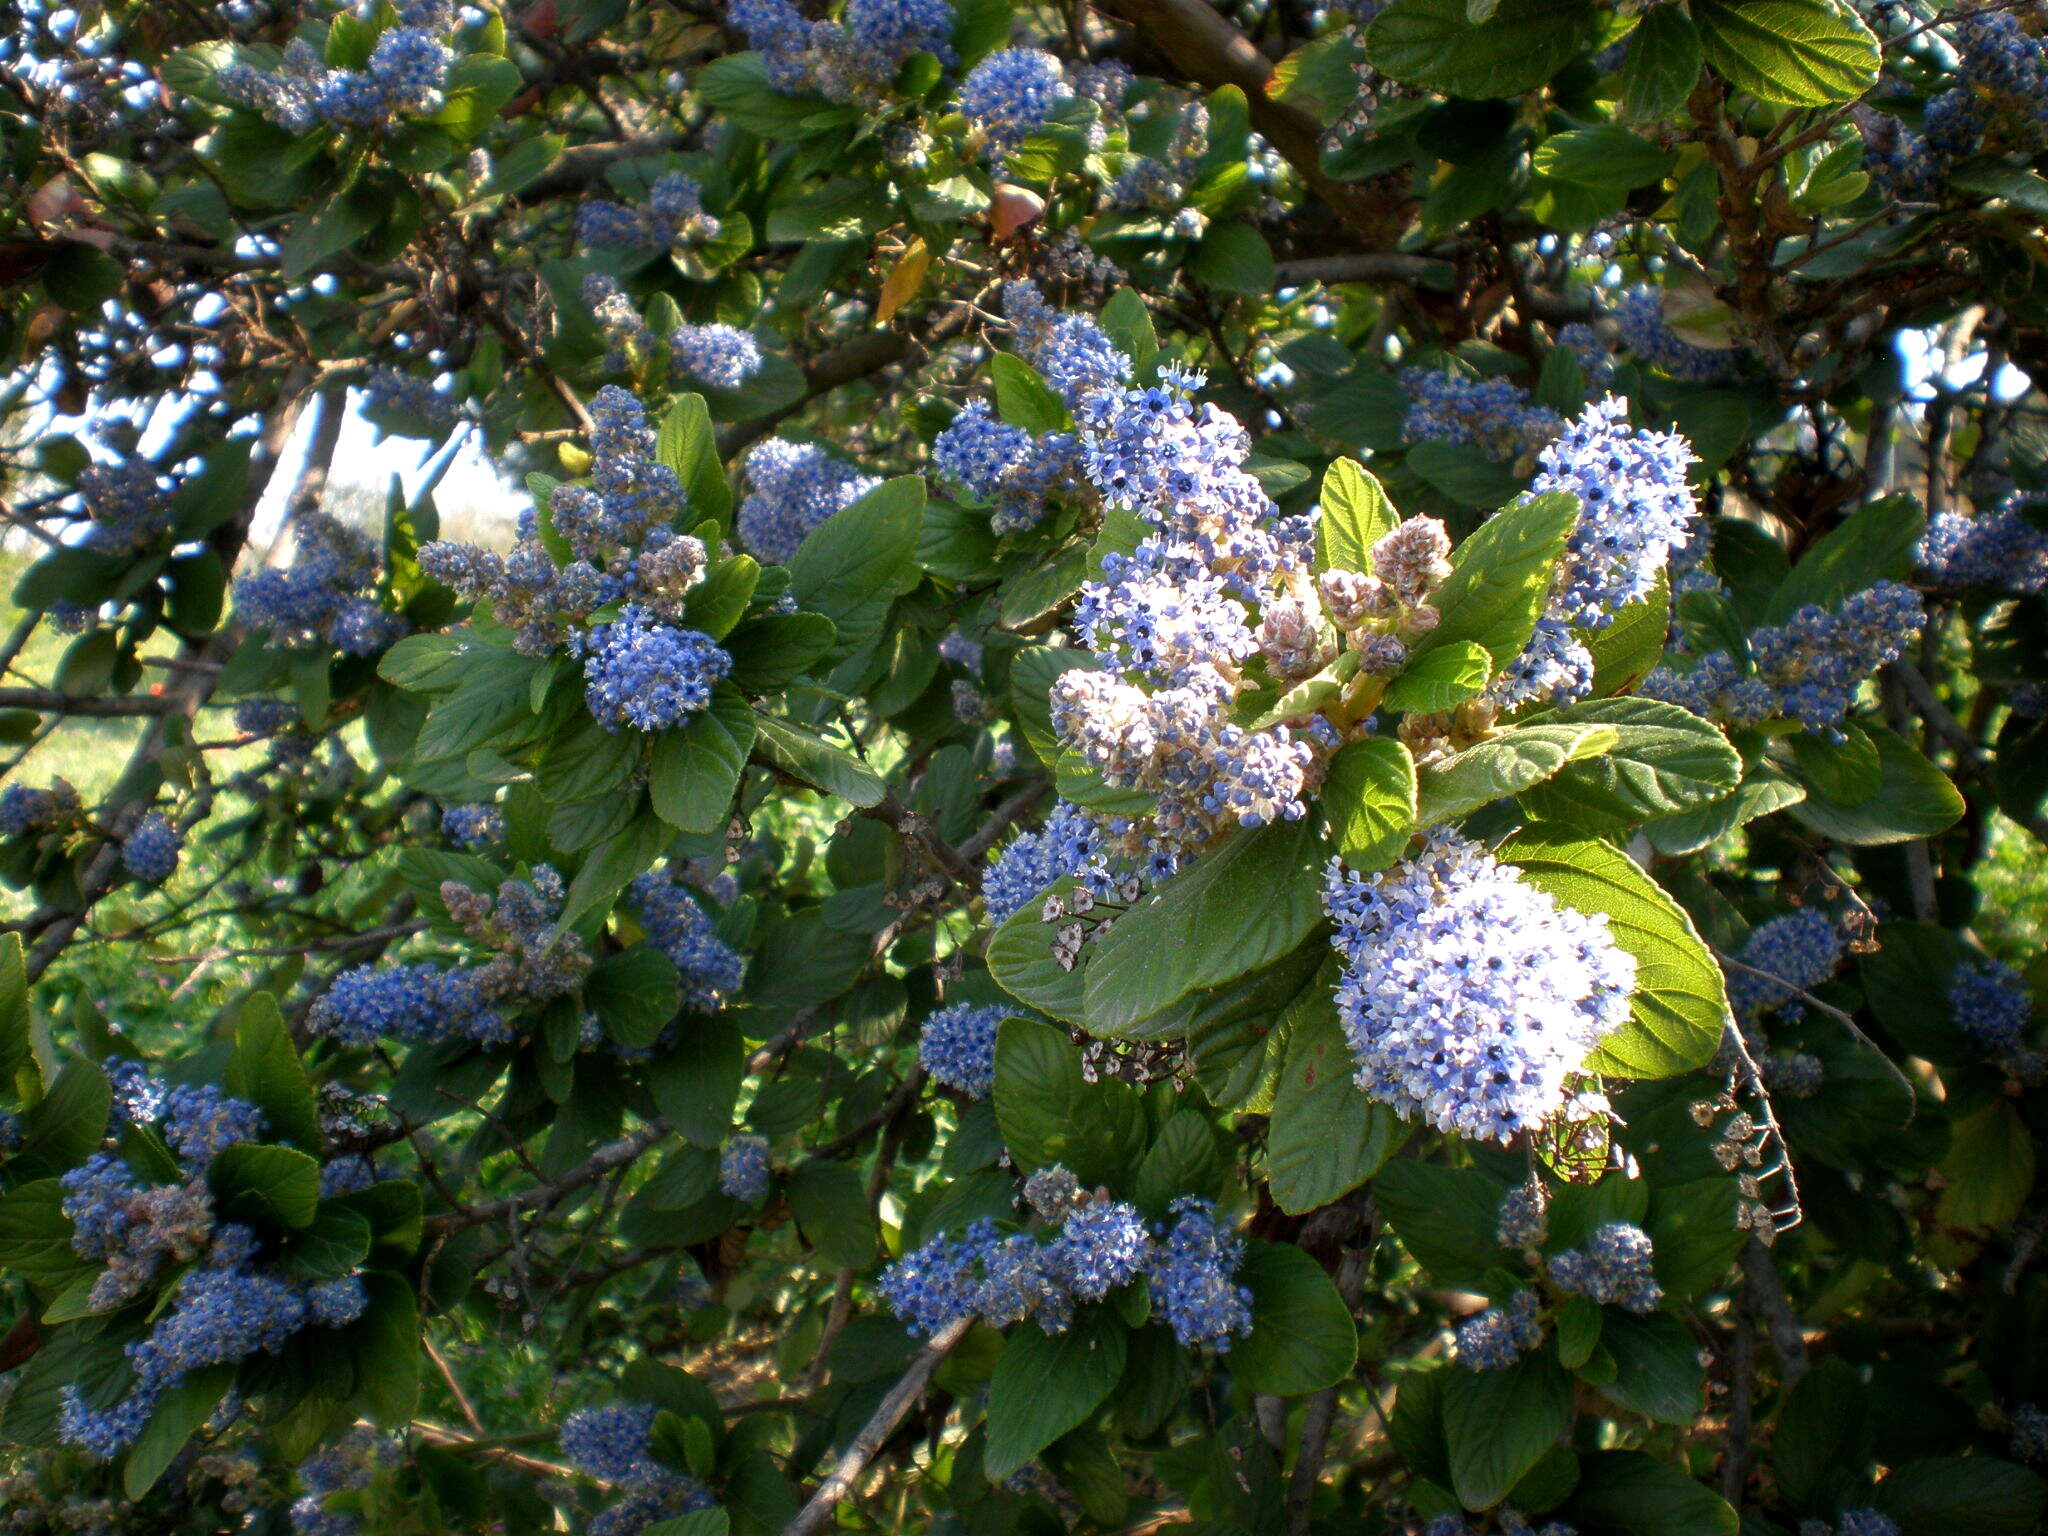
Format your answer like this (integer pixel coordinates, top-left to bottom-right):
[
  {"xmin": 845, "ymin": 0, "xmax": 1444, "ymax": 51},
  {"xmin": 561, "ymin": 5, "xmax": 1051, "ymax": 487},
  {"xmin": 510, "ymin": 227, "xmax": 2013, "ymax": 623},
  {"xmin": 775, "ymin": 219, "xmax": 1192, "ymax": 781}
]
[{"xmin": 4, "ymin": 0, "xmax": 2048, "ymax": 1532}]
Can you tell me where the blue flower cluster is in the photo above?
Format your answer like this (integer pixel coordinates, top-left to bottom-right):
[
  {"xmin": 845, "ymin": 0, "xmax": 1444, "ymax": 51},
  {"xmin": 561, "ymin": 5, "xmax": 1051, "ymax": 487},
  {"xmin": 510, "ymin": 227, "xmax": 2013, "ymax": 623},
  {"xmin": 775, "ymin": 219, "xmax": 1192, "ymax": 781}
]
[
  {"xmin": 576, "ymin": 604, "xmax": 733, "ymax": 732},
  {"xmin": 669, "ymin": 323, "xmax": 764, "ymax": 390},
  {"xmin": 1917, "ymin": 497, "xmax": 2048, "ymax": 593},
  {"xmin": 308, "ymin": 961, "xmax": 510, "ymax": 1048},
  {"xmin": 1951, "ymin": 958, "xmax": 2033, "ymax": 1052},
  {"xmin": 1832, "ymin": 1513, "xmax": 1901, "ymax": 1536},
  {"xmin": 732, "ymin": 0, "xmax": 955, "ymax": 103},
  {"xmin": 219, "ymin": 26, "xmax": 451, "ymax": 132},
  {"xmin": 1547, "ymin": 1222, "xmax": 1662, "ymax": 1312},
  {"xmin": 562, "ymin": 1403, "xmax": 701, "ymax": 1497},
  {"xmin": 1867, "ymin": 7, "xmax": 2048, "ymax": 194},
  {"xmin": 233, "ymin": 510, "xmax": 409, "ymax": 658},
  {"xmin": 2011, "ymin": 1401, "xmax": 2048, "ymax": 1464},
  {"xmin": 575, "ymin": 172, "xmax": 721, "ymax": 253},
  {"xmin": 121, "ymin": 811, "xmax": 182, "ymax": 884},
  {"xmin": 1727, "ymin": 908, "xmax": 1842, "ymax": 1021},
  {"xmin": 1424, "ymin": 1512, "xmax": 1577, "ymax": 1536},
  {"xmin": 735, "ymin": 437, "xmax": 881, "ymax": 563},
  {"xmin": 1454, "ymin": 1290, "xmax": 1543, "ymax": 1370},
  {"xmin": 1398, "ymin": 368, "xmax": 1563, "ymax": 460},
  {"xmin": 441, "ymin": 802, "xmax": 503, "ymax": 849},
  {"xmin": 1644, "ymin": 581, "xmax": 1926, "ymax": 739},
  {"xmin": 1612, "ymin": 288, "xmax": 1738, "ymax": 382},
  {"xmin": 1497, "ymin": 1180, "xmax": 1549, "ymax": 1250},
  {"xmin": 917, "ymin": 1001, "xmax": 1009, "ymax": 1098},
  {"xmin": 0, "ymin": 778, "xmax": 78, "ymax": 837},
  {"xmin": 75, "ymin": 457, "xmax": 172, "ymax": 556},
  {"xmin": 1555, "ymin": 321, "xmax": 1616, "ymax": 390},
  {"xmin": 1110, "ymin": 99, "xmax": 1210, "ymax": 212},
  {"xmin": 1324, "ymin": 830, "xmax": 1637, "ymax": 1143},
  {"xmin": 57, "ymin": 1125, "xmax": 370, "ymax": 1457},
  {"xmin": 931, "ymin": 399, "xmax": 1083, "ymax": 533},
  {"xmin": 421, "ymin": 385, "xmax": 710, "ymax": 657},
  {"xmin": 719, "ymin": 1134, "xmax": 772, "ymax": 1202},
  {"xmin": 1488, "ymin": 397, "xmax": 1699, "ymax": 712},
  {"xmin": 881, "ymin": 1191, "xmax": 1253, "ymax": 1348},
  {"xmin": 982, "ymin": 800, "xmax": 1125, "ymax": 923},
  {"xmin": 629, "ymin": 872, "xmax": 745, "ymax": 1011},
  {"xmin": 959, "ymin": 48, "xmax": 1072, "ymax": 165}
]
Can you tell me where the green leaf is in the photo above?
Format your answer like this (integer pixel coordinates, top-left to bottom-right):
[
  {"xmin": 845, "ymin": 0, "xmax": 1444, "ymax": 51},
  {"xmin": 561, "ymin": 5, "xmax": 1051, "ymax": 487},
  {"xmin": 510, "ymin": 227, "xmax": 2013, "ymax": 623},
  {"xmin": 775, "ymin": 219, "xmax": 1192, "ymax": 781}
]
[
  {"xmin": 0, "ymin": 1180, "xmax": 94, "ymax": 1286},
  {"xmin": 124, "ymin": 1363, "xmax": 237, "ymax": 1498},
  {"xmin": 1597, "ymin": 1313, "xmax": 1704, "ymax": 1424},
  {"xmin": 992, "ymin": 1019, "xmax": 1147, "ymax": 1186},
  {"xmin": 1414, "ymin": 722, "xmax": 1619, "ymax": 825},
  {"xmin": 645, "ymin": 1018, "xmax": 746, "ymax": 1146},
  {"xmin": 1415, "ymin": 492, "xmax": 1580, "ymax": 671},
  {"xmin": 990, "ymin": 353, "xmax": 1072, "ymax": 435},
  {"xmin": 1373, "ymin": 1162, "xmax": 1510, "ymax": 1285},
  {"xmin": 284, "ymin": 1202, "xmax": 373, "ymax": 1281},
  {"xmin": 1130, "ymin": 1111, "xmax": 1229, "ymax": 1215},
  {"xmin": 787, "ymin": 1161, "xmax": 880, "ymax": 1268},
  {"xmin": 1563, "ymin": 1450, "xmax": 1738, "ymax": 1535},
  {"xmin": 227, "ymin": 992, "xmax": 322, "ymax": 1154},
  {"xmin": 586, "ymin": 945, "xmax": 683, "ymax": 1052},
  {"xmin": 1785, "ymin": 722, "xmax": 1881, "ymax": 805},
  {"xmin": 751, "ymin": 713, "xmax": 887, "ymax": 807},
  {"xmin": 1189, "ymin": 223, "xmax": 1276, "ymax": 293},
  {"xmin": 0, "ymin": 933, "xmax": 27, "ymax": 1104},
  {"xmin": 1786, "ymin": 726, "xmax": 1964, "ymax": 846},
  {"xmin": 349, "ymin": 1273, "xmax": 422, "ymax": 1428},
  {"xmin": 1085, "ymin": 819, "xmax": 1326, "ymax": 1032},
  {"xmin": 1765, "ymin": 493, "xmax": 1923, "ymax": 621},
  {"xmin": 431, "ymin": 54, "xmax": 523, "ymax": 140},
  {"xmin": 787, "ymin": 475, "xmax": 923, "ymax": 660},
  {"xmin": 651, "ymin": 689, "xmax": 757, "ymax": 833},
  {"xmin": 207, "ymin": 1143, "xmax": 322, "ymax": 1230},
  {"xmin": 1533, "ymin": 125, "xmax": 1673, "ymax": 189},
  {"xmin": 1644, "ymin": 768, "xmax": 1803, "ymax": 856},
  {"xmin": 1444, "ymin": 1348, "xmax": 1574, "ymax": 1509},
  {"xmin": 1499, "ymin": 827, "xmax": 1730, "ymax": 1079},
  {"xmin": 558, "ymin": 809, "xmax": 672, "ymax": 932},
  {"xmin": 984, "ymin": 1310, "xmax": 1127, "ymax": 1482},
  {"xmin": 656, "ymin": 394, "xmax": 732, "ymax": 532},
  {"xmin": 1236, "ymin": 1241, "xmax": 1358, "ymax": 1395},
  {"xmin": 1873, "ymin": 1457, "xmax": 2048, "ymax": 1536},
  {"xmin": 1321, "ymin": 737, "xmax": 1417, "ymax": 872},
  {"xmin": 1516, "ymin": 698, "xmax": 1741, "ymax": 826},
  {"xmin": 1772, "ymin": 1357, "xmax": 1869, "ymax": 1509},
  {"xmin": 1099, "ymin": 287, "xmax": 1159, "ymax": 379},
  {"xmin": 1693, "ymin": 0, "xmax": 1879, "ymax": 107},
  {"xmin": 1619, "ymin": 6, "xmax": 1704, "ymax": 119},
  {"xmin": 987, "ymin": 879, "xmax": 1091, "ymax": 1024},
  {"xmin": 1383, "ymin": 640, "xmax": 1492, "ymax": 714},
  {"xmin": 1316, "ymin": 457, "xmax": 1397, "ymax": 573},
  {"xmin": 682, "ymin": 556, "xmax": 760, "ymax": 641},
  {"xmin": 1367, "ymin": 0, "xmax": 1602, "ymax": 98},
  {"xmin": 19, "ymin": 1057, "xmax": 112, "ymax": 1179},
  {"xmin": 1267, "ymin": 969, "xmax": 1404, "ymax": 1214},
  {"xmin": 1407, "ymin": 441, "xmax": 1527, "ymax": 508},
  {"xmin": 724, "ymin": 613, "xmax": 838, "ymax": 692}
]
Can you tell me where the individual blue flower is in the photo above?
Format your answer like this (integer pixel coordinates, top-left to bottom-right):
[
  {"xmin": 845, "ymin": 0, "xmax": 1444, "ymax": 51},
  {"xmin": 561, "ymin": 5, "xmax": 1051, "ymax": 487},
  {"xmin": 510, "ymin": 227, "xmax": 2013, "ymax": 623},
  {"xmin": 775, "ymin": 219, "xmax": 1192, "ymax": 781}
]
[{"xmin": 917, "ymin": 1001, "xmax": 1007, "ymax": 1098}]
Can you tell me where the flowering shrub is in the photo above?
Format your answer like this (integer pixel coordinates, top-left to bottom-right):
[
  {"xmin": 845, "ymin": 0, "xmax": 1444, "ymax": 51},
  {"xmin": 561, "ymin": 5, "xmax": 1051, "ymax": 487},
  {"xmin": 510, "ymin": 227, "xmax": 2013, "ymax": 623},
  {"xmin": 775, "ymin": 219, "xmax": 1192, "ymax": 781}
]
[{"xmin": 3, "ymin": 0, "xmax": 2047, "ymax": 1533}]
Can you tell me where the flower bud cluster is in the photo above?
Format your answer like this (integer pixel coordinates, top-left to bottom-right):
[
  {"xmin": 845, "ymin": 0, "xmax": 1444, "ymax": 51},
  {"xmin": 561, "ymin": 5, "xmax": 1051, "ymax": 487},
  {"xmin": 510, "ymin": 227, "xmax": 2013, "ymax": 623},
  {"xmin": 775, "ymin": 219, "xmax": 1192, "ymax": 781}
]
[
  {"xmin": 218, "ymin": 25, "xmax": 452, "ymax": 133},
  {"xmin": 1324, "ymin": 830, "xmax": 1637, "ymax": 1143},
  {"xmin": 1454, "ymin": 1290, "xmax": 1543, "ymax": 1370},
  {"xmin": 1612, "ymin": 288, "xmax": 1738, "ymax": 382},
  {"xmin": 1917, "ymin": 496, "xmax": 2048, "ymax": 593},
  {"xmin": 575, "ymin": 172, "xmax": 721, "ymax": 253},
  {"xmin": 0, "ymin": 778, "xmax": 80, "ymax": 838},
  {"xmin": 1398, "ymin": 368, "xmax": 1563, "ymax": 460},
  {"xmin": 363, "ymin": 365, "xmax": 459, "ymax": 434},
  {"xmin": 1727, "ymin": 908, "xmax": 1842, "ymax": 1021},
  {"xmin": 719, "ymin": 1133, "xmax": 772, "ymax": 1202},
  {"xmin": 233, "ymin": 510, "xmax": 409, "ymax": 658},
  {"xmin": 731, "ymin": 0, "xmax": 956, "ymax": 103},
  {"xmin": 629, "ymin": 871, "xmax": 745, "ymax": 1012},
  {"xmin": 1547, "ymin": 1221, "xmax": 1662, "ymax": 1312},
  {"xmin": 74, "ymin": 455, "xmax": 173, "ymax": 556},
  {"xmin": 441, "ymin": 802, "xmax": 503, "ymax": 849},
  {"xmin": 441, "ymin": 867, "xmax": 594, "ymax": 1006},
  {"xmin": 917, "ymin": 1001, "xmax": 1010, "ymax": 1097},
  {"xmin": 1644, "ymin": 581, "xmax": 1925, "ymax": 739},
  {"xmin": 879, "ymin": 1188, "xmax": 1253, "ymax": 1349},
  {"xmin": 1317, "ymin": 515, "xmax": 1455, "ymax": 680},
  {"xmin": 736, "ymin": 437, "xmax": 881, "ymax": 563}
]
